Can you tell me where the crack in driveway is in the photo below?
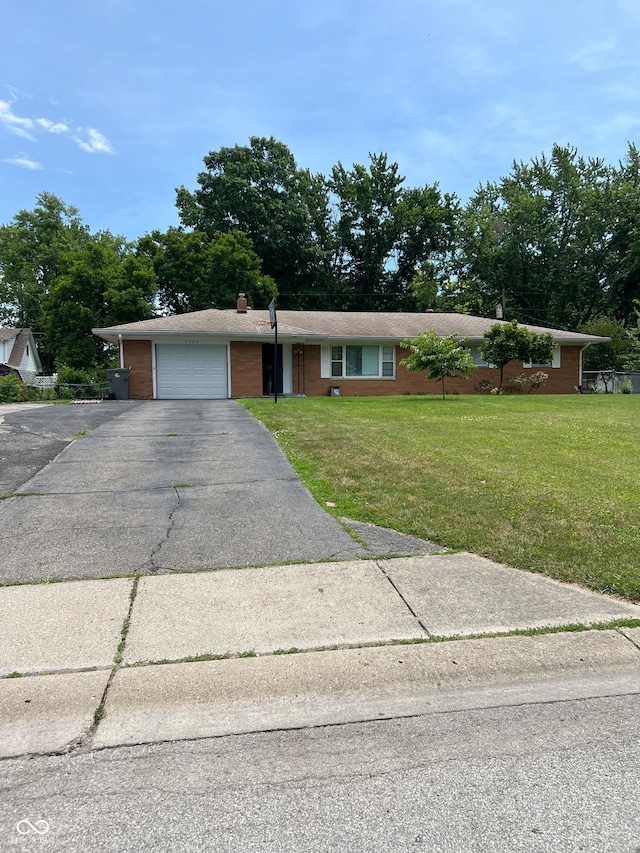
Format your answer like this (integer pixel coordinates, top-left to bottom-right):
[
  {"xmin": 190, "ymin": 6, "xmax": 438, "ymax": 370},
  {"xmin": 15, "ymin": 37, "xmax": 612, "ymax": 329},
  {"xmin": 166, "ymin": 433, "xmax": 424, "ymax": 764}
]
[{"xmin": 147, "ymin": 487, "xmax": 183, "ymax": 572}]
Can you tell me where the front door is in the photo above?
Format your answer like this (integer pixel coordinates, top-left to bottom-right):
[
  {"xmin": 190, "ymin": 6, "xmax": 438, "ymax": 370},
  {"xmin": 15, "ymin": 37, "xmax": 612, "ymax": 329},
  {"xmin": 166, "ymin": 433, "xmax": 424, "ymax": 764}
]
[{"xmin": 262, "ymin": 343, "xmax": 283, "ymax": 395}]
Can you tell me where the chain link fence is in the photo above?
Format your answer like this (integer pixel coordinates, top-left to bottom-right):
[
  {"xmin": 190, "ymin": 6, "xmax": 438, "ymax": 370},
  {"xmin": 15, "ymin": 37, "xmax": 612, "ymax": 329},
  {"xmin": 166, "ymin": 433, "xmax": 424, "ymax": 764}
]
[
  {"xmin": 27, "ymin": 376, "xmax": 110, "ymax": 400},
  {"xmin": 581, "ymin": 370, "xmax": 640, "ymax": 393}
]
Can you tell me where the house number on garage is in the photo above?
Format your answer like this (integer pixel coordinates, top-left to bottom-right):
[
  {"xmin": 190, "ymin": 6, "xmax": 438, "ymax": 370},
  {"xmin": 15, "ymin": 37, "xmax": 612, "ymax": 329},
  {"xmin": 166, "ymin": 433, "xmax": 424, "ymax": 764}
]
[{"xmin": 183, "ymin": 339, "xmax": 200, "ymax": 345}]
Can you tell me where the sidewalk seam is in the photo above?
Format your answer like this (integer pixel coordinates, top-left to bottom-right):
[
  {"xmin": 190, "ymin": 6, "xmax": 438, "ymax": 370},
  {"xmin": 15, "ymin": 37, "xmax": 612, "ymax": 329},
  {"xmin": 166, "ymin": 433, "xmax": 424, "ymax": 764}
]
[
  {"xmin": 69, "ymin": 575, "xmax": 140, "ymax": 754},
  {"xmin": 375, "ymin": 559, "xmax": 432, "ymax": 637},
  {"xmin": 617, "ymin": 627, "xmax": 640, "ymax": 653}
]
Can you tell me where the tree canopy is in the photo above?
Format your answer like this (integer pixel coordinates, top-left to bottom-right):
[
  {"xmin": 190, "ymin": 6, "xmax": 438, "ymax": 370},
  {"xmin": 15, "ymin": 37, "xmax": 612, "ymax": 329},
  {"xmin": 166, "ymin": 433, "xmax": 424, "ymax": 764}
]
[
  {"xmin": 451, "ymin": 144, "xmax": 640, "ymax": 330},
  {"xmin": 3, "ymin": 138, "xmax": 640, "ymax": 373},
  {"xmin": 0, "ymin": 192, "xmax": 89, "ymax": 331},
  {"xmin": 175, "ymin": 137, "xmax": 325, "ymax": 308},
  {"xmin": 137, "ymin": 228, "xmax": 276, "ymax": 315},
  {"xmin": 0, "ymin": 193, "xmax": 154, "ymax": 370},
  {"xmin": 175, "ymin": 138, "xmax": 456, "ymax": 311},
  {"xmin": 329, "ymin": 155, "xmax": 456, "ymax": 310},
  {"xmin": 41, "ymin": 232, "xmax": 156, "ymax": 369}
]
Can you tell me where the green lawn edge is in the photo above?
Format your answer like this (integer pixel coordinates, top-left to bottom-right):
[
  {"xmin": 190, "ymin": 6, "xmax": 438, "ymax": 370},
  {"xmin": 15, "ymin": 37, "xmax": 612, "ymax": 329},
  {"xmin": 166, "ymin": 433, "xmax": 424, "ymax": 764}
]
[{"xmin": 240, "ymin": 394, "xmax": 640, "ymax": 602}]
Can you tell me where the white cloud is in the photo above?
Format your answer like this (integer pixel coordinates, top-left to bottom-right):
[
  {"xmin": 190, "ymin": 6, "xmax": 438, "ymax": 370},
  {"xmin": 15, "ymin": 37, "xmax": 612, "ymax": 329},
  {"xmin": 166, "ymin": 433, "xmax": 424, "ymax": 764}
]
[
  {"xmin": 0, "ymin": 99, "xmax": 36, "ymax": 140},
  {"xmin": 36, "ymin": 118, "xmax": 69, "ymax": 133},
  {"xmin": 73, "ymin": 127, "xmax": 115, "ymax": 154},
  {"xmin": 3, "ymin": 153, "xmax": 44, "ymax": 170},
  {"xmin": 0, "ymin": 96, "xmax": 113, "ymax": 154}
]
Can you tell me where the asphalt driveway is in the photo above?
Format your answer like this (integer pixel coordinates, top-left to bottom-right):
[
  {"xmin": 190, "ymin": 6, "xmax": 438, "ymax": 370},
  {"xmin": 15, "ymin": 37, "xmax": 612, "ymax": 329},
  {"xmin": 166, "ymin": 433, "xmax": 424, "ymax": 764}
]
[
  {"xmin": 0, "ymin": 400, "xmax": 377, "ymax": 582},
  {"xmin": 0, "ymin": 401, "xmax": 140, "ymax": 495}
]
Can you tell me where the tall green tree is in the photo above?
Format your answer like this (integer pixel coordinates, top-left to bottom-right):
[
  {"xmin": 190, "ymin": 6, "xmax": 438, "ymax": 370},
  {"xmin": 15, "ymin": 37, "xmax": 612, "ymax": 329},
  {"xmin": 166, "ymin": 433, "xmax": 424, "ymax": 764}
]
[
  {"xmin": 175, "ymin": 137, "xmax": 327, "ymax": 308},
  {"xmin": 454, "ymin": 145, "xmax": 614, "ymax": 329},
  {"xmin": 328, "ymin": 154, "xmax": 456, "ymax": 310},
  {"xmin": 481, "ymin": 320, "xmax": 554, "ymax": 389},
  {"xmin": 329, "ymin": 154, "xmax": 405, "ymax": 310},
  {"xmin": 41, "ymin": 232, "xmax": 156, "ymax": 369},
  {"xmin": 0, "ymin": 192, "xmax": 89, "ymax": 331},
  {"xmin": 137, "ymin": 228, "xmax": 276, "ymax": 314},
  {"xmin": 605, "ymin": 144, "xmax": 640, "ymax": 322}
]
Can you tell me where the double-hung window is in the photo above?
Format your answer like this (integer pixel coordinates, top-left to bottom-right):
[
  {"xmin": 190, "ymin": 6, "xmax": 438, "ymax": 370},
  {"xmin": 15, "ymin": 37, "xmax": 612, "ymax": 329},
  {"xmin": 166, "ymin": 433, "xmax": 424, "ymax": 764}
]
[{"xmin": 331, "ymin": 346, "xmax": 344, "ymax": 377}]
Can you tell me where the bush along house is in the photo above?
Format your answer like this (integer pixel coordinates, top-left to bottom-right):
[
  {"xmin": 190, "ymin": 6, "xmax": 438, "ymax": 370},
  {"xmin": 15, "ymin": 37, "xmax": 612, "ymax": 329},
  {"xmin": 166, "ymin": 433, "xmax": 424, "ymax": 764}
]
[{"xmin": 92, "ymin": 295, "xmax": 608, "ymax": 400}]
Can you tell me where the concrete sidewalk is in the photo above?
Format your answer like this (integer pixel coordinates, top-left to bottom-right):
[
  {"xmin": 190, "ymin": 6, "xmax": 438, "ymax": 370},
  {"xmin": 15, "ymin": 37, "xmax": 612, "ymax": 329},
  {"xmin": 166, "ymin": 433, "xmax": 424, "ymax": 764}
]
[{"xmin": 1, "ymin": 553, "xmax": 639, "ymax": 758}]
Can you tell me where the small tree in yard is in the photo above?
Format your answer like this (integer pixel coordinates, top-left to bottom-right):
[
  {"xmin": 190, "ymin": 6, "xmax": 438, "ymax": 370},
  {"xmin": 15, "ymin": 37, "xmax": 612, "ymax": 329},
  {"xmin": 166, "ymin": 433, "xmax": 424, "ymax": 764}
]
[
  {"xmin": 481, "ymin": 320, "xmax": 554, "ymax": 390},
  {"xmin": 400, "ymin": 331, "xmax": 475, "ymax": 399}
]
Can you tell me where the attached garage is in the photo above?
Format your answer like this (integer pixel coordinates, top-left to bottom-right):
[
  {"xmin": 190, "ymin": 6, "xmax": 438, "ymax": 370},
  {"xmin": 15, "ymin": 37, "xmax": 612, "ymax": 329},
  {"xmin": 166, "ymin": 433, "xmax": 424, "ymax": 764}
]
[{"xmin": 155, "ymin": 343, "xmax": 228, "ymax": 399}]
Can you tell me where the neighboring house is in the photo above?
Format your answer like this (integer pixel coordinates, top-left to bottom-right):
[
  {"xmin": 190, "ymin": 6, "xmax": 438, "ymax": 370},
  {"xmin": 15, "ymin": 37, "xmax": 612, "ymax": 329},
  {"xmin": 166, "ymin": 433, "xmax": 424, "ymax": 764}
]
[
  {"xmin": 92, "ymin": 297, "xmax": 609, "ymax": 400},
  {"xmin": 0, "ymin": 328, "xmax": 42, "ymax": 383}
]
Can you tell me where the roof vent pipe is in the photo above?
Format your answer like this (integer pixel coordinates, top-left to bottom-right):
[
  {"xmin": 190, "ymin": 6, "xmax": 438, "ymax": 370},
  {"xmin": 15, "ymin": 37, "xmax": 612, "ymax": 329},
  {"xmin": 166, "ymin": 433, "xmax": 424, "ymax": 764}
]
[{"xmin": 237, "ymin": 293, "xmax": 248, "ymax": 313}]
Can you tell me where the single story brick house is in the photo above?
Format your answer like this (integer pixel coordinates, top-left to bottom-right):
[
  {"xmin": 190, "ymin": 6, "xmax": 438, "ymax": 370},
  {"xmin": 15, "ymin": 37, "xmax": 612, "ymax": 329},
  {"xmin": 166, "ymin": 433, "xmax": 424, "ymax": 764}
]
[
  {"xmin": 0, "ymin": 328, "xmax": 42, "ymax": 382},
  {"xmin": 93, "ymin": 298, "xmax": 608, "ymax": 399}
]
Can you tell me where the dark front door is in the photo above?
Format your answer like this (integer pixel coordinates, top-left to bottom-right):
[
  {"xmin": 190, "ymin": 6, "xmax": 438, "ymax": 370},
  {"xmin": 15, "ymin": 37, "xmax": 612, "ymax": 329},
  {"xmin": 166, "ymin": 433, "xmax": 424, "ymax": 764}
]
[{"xmin": 262, "ymin": 343, "xmax": 283, "ymax": 395}]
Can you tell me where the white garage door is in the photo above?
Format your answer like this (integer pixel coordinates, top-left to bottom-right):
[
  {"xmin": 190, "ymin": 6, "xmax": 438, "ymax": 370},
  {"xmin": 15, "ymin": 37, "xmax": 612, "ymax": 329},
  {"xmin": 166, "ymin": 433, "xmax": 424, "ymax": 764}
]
[{"xmin": 156, "ymin": 344, "xmax": 228, "ymax": 399}]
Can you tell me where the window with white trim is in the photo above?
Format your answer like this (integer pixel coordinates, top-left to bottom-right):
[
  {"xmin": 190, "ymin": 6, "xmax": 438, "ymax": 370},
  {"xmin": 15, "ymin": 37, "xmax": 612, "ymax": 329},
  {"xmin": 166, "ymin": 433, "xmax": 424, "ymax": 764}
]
[
  {"xmin": 381, "ymin": 346, "xmax": 394, "ymax": 376},
  {"xmin": 331, "ymin": 346, "xmax": 343, "ymax": 377},
  {"xmin": 322, "ymin": 345, "xmax": 395, "ymax": 378},
  {"xmin": 524, "ymin": 345, "xmax": 561, "ymax": 368}
]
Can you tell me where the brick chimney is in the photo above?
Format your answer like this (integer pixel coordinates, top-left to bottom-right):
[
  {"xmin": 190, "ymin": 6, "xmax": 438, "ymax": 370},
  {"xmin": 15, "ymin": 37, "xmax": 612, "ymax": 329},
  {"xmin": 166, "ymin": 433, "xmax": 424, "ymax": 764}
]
[{"xmin": 237, "ymin": 293, "xmax": 248, "ymax": 313}]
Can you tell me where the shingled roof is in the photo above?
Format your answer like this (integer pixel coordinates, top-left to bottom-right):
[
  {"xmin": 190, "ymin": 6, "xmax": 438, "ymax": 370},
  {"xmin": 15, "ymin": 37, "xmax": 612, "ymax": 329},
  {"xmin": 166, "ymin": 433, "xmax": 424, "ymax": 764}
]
[
  {"xmin": 0, "ymin": 328, "xmax": 29, "ymax": 367},
  {"xmin": 94, "ymin": 309, "xmax": 608, "ymax": 346}
]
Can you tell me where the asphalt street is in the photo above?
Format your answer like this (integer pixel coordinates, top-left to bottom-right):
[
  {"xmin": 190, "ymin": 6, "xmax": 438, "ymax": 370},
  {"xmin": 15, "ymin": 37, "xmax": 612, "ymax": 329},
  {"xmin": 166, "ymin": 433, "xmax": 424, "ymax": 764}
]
[{"xmin": 2, "ymin": 694, "xmax": 639, "ymax": 852}]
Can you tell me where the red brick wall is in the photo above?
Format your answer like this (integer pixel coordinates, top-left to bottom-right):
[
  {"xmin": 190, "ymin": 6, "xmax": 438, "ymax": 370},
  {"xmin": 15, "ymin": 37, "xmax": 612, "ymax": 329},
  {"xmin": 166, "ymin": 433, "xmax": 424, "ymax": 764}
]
[
  {"xmin": 230, "ymin": 341, "xmax": 263, "ymax": 397},
  {"xmin": 122, "ymin": 340, "xmax": 153, "ymax": 399},
  {"xmin": 300, "ymin": 345, "xmax": 581, "ymax": 396},
  {"xmin": 120, "ymin": 339, "xmax": 583, "ymax": 399}
]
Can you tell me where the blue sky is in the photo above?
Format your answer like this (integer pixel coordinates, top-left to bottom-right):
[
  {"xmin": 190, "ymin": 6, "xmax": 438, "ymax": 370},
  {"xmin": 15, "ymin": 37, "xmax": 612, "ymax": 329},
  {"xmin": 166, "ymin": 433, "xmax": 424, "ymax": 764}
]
[{"xmin": 2, "ymin": 0, "xmax": 639, "ymax": 241}]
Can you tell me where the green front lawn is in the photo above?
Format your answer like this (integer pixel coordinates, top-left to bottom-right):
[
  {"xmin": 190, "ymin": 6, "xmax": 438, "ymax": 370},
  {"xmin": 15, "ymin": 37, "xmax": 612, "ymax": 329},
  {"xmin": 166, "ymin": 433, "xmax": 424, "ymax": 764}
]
[{"xmin": 241, "ymin": 394, "xmax": 640, "ymax": 601}]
